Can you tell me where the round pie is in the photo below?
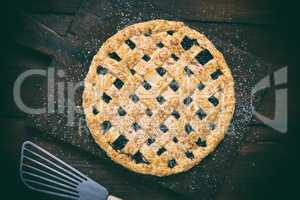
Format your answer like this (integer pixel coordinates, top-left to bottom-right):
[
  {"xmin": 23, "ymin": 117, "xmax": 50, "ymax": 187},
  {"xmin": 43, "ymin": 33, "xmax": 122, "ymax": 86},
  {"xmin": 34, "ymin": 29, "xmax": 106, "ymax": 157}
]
[{"xmin": 82, "ymin": 20, "xmax": 235, "ymax": 176}]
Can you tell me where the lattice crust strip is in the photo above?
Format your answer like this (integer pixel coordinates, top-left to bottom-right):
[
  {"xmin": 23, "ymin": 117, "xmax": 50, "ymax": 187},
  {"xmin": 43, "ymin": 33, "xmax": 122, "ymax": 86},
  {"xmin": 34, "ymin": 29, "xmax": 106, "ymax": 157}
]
[{"xmin": 83, "ymin": 20, "xmax": 235, "ymax": 176}]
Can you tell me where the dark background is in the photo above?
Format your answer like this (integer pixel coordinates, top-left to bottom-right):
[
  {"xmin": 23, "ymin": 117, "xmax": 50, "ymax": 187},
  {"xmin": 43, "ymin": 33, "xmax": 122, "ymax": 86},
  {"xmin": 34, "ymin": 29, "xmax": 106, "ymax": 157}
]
[{"xmin": 0, "ymin": 0, "xmax": 296, "ymax": 199}]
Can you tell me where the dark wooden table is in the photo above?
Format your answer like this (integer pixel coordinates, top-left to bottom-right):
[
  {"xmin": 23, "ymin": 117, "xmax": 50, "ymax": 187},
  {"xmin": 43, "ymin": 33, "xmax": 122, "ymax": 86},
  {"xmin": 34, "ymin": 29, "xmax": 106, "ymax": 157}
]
[{"xmin": 0, "ymin": 0, "xmax": 291, "ymax": 199}]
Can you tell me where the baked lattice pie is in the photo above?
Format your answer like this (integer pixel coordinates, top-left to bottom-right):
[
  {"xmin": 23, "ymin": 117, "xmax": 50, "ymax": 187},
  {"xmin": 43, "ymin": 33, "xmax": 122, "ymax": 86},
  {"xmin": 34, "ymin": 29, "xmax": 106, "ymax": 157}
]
[{"xmin": 83, "ymin": 20, "xmax": 235, "ymax": 176}]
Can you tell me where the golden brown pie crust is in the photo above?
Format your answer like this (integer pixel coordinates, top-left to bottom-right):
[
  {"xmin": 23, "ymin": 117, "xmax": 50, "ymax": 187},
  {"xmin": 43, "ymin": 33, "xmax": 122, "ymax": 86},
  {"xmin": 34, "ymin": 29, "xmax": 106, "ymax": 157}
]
[{"xmin": 82, "ymin": 20, "xmax": 235, "ymax": 176}]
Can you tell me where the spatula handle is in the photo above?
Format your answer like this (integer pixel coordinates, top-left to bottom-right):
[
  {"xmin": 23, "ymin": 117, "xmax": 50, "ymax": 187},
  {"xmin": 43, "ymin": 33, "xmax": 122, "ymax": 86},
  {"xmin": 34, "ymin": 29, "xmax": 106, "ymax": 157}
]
[{"xmin": 108, "ymin": 195, "xmax": 123, "ymax": 200}]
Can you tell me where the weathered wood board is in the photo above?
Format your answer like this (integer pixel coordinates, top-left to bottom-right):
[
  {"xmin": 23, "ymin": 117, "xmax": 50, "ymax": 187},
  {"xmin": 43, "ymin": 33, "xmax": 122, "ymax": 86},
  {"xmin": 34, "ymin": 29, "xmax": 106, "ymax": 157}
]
[{"xmin": 16, "ymin": 0, "xmax": 278, "ymax": 199}]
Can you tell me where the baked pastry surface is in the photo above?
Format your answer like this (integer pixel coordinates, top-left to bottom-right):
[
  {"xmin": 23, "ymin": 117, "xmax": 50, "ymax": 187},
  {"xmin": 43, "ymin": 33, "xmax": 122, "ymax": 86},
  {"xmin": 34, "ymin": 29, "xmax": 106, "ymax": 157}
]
[{"xmin": 82, "ymin": 20, "xmax": 235, "ymax": 176}]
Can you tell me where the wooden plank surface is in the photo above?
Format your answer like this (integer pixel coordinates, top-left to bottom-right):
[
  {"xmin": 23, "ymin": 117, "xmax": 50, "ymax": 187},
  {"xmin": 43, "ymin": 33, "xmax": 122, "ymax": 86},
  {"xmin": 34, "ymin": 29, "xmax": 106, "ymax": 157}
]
[
  {"xmin": 0, "ymin": 44, "xmax": 51, "ymax": 117},
  {"xmin": 22, "ymin": 0, "xmax": 82, "ymax": 14},
  {"xmin": 153, "ymin": 0, "xmax": 279, "ymax": 24},
  {"xmin": 32, "ymin": 14, "xmax": 74, "ymax": 36},
  {"xmin": 0, "ymin": 0, "xmax": 290, "ymax": 200}
]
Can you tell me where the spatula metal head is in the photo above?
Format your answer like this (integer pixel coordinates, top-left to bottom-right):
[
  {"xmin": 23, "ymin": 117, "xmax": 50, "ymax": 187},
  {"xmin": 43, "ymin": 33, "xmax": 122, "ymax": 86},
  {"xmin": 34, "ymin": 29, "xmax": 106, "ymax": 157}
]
[{"xmin": 20, "ymin": 141, "xmax": 110, "ymax": 200}]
